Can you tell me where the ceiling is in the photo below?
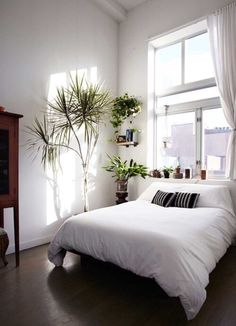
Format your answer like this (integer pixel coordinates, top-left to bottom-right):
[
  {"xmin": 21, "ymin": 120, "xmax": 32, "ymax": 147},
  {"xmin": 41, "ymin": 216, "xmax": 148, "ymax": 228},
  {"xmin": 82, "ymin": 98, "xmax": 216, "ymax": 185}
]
[
  {"xmin": 92, "ymin": 0, "xmax": 147, "ymax": 22},
  {"xmin": 114, "ymin": 0, "xmax": 147, "ymax": 11}
]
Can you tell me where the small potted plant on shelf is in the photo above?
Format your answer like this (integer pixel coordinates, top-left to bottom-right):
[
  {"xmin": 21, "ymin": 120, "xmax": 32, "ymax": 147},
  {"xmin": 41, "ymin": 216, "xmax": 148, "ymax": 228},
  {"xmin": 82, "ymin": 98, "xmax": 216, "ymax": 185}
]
[
  {"xmin": 162, "ymin": 166, "xmax": 174, "ymax": 178},
  {"xmin": 150, "ymin": 169, "xmax": 162, "ymax": 178},
  {"xmin": 110, "ymin": 93, "xmax": 141, "ymax": 141},
  {"xmin": 103, "ymin": 155, "xmax": 148, "ymax": 203},
  {"xmin": 175, "ymin": 165, "xmax": 181, "ymax": 174},
  {"xmin": 130, "ymin": 128, "xmax": 140, "ymax": 144},
  {"xmin": 173, "ymin": 165, "xmax": 183, "ymax": 179}
]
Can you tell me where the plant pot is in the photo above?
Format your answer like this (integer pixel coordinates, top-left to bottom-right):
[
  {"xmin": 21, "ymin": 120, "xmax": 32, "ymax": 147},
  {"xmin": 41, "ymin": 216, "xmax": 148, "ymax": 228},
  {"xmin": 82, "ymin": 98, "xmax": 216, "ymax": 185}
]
[
  {"xmin": 201, "ymin": 169, "xmax": 206, "ymax": 180},
  {"xmin": 175, "ymin": 167, "xmax": 181, "ymax": 174},
  {"xmin": 117, "ymin": 180, "xmax": 128, "ymax": 192},
  {"xmin": 116, "ymin": 191, "xmax": 128, "ymax": 205},
  {"xmin": 132, "ymin": 131, "xmax": 139, "ymax": 143},
  {"xmin": 185, "ymin": 168, "xmax": 191, "ymax": 179},
  {"xmin": 163, "ymin": 171, "xmax": 169, "ymax": 178}
]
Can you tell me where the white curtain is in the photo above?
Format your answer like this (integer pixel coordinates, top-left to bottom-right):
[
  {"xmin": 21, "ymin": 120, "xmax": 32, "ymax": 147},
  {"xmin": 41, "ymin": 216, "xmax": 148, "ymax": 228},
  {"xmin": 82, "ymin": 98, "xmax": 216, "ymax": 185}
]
[{"xmin": 207, "ymin": 2, "xmax": 236, "ymax": 179}]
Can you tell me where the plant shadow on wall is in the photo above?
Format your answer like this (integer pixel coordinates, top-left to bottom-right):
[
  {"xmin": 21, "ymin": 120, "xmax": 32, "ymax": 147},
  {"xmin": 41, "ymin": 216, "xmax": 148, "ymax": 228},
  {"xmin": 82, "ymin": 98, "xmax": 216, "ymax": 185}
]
[{"xmin": 26, "ymin": 73, "xmax": 112, "ymax": 213}]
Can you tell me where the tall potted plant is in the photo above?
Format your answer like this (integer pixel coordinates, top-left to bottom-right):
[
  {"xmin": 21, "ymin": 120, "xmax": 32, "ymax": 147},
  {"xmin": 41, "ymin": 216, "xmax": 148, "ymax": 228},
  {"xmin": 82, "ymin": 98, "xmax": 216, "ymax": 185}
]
[
  {"xmin": 103, "ymin": 155, "xmax": 148, "ymax": 202},
  {"xmin": 27, "ymin": 74, "xmax": 111, "ymax": 212}
]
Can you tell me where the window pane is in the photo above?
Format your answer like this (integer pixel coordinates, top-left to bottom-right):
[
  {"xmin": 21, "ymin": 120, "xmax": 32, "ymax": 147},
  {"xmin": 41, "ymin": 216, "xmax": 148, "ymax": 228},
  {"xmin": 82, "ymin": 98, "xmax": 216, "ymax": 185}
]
[
  {"xmin": 155, "ymin": 43, "xmax": 181, "ymax": 92},
  {"xmin": 157, "ymin": 112, "xmax": 196, "ymax": 172},
  {"xmin": 157, "ymin": 86, "xmax": 219, "ymax": 107},
  {"xmin": 203, "ymin": 108, "xmax": 230, "ymax": 176},
  {"xmin": 185, "ymin": 33, "xmax": 214, "ymax": 83}
]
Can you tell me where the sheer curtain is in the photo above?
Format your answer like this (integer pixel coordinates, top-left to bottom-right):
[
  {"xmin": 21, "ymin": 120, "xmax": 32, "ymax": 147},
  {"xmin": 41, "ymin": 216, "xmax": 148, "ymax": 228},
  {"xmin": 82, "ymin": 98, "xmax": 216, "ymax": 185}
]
[{"xmin": 207, "ymin": 2, "xmax": 236, "ymax": 179}]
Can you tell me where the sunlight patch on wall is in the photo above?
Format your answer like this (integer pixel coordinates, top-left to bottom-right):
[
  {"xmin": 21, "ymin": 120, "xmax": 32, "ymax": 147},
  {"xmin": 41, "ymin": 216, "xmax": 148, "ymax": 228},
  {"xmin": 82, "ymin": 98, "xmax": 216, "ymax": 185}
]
[
  {"xmin": 89, "ymin": 146, "xmax": 98, "ymax": 178},
  {"xmin": 90, "ymin": 66, "xmax": 98, "ymax": 84},
  {"xmin": 46, "ymin": 67, "xmax": 99, "ymax": 225},
  {"xmin": 70, "ymin": 67, "xmax": 97, "ymax": 84},
  {"xmin": 46, "ymin": 151, "xmax": 76, "ymax": 225},
  {"xmin": 48, "ymin": 72, "xmax": 67, "ymax": 102},
  {"xmin": 59, "ymin": 151, "xmax": 77, "ymax": 215},
  {"xmin": 46, "ymin": 168, "xmax": 60, "ymax": 226},
  {"xmin": 70, "ymin": 68, "xmax": 88, "ymax": 81}
]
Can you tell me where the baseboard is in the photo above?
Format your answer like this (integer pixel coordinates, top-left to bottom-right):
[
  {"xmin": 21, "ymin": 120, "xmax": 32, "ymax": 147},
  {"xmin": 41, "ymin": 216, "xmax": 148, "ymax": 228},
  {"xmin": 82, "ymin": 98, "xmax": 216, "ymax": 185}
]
[{"xmin": 6, "ymin": 235, "xmax": 53, "ymax": 254}]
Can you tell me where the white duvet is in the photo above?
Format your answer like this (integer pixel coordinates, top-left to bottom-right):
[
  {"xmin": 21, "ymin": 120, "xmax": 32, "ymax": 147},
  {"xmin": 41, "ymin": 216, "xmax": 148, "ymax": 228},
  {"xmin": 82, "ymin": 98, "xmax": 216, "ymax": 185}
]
[{"xmin": 48, "ymin": 197, "xmax": 236, "ymax": 320}]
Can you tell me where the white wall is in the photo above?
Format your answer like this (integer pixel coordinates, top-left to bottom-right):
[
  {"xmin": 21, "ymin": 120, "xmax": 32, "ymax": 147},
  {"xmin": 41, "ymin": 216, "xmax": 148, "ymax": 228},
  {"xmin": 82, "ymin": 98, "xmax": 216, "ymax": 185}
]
[
  {"xmin": 0, "ymin": 0, "xmax": 118, "ymax": 253},
  {"xmin": 118, "ymin": 0, "xmax": 233, "ymax": 200}
]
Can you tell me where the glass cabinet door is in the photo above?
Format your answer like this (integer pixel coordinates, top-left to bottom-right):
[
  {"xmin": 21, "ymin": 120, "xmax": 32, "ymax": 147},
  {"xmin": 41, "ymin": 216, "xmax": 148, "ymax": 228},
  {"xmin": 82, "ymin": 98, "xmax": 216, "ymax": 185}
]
[{"xmin": 0, "ymin": 129, "xmax": 9, "ymax": 195}]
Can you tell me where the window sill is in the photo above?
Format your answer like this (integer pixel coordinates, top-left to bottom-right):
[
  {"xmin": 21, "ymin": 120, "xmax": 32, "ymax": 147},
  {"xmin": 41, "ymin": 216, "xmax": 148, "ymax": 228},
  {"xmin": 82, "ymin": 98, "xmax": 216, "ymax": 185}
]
[{"xmin": 148, "ymin": 176, "xmax": 230, "ymax": 182}]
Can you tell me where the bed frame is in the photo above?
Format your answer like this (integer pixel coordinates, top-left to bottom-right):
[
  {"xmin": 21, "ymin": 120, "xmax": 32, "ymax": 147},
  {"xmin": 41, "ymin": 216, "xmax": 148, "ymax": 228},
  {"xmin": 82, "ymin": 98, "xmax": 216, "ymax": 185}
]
[{"xmin": 69, "ymin": 180, "xmax": 236, "ymax": 263}]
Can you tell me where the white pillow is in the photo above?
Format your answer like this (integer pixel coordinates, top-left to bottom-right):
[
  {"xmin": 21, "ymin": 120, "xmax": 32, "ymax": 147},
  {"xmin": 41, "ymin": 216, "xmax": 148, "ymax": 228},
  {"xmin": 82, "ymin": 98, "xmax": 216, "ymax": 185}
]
[{"xmin": 138, "ymin": 182, "xmax": 235, "ymax": 216}]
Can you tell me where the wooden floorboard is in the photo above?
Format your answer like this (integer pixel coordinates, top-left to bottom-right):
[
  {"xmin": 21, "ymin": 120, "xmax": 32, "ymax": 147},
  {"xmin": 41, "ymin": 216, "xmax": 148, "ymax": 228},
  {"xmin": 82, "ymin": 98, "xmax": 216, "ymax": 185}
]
[{"xmin": 0, "ymin": 244, "xmax": 235, "ymax": 326}]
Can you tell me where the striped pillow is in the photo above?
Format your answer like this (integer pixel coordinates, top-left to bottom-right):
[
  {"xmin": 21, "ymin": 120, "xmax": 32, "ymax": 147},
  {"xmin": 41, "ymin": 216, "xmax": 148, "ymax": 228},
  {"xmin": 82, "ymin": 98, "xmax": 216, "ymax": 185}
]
[
  {"xmin": 151, "ymin": 190, "xmax": 176, "ymax": 207},
  {"xmin": 173, "ymin": 192, "xmax": 200, "ymax": 208}
]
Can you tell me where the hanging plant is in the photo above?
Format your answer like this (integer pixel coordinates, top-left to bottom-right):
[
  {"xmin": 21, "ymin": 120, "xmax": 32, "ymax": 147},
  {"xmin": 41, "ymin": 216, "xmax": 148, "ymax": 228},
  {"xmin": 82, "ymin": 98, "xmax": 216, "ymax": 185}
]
[{"xmin": 110, "ymin": 93, "xmax": 141, "ymax": 134}]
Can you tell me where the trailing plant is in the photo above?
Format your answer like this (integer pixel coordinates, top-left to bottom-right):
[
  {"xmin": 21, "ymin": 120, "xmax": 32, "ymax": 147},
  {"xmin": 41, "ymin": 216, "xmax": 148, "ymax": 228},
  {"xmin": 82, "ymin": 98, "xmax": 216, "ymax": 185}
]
[
  {"xmin": 26, "ymin": 74, "xmax": 111, "ymax": 212},
  {"xmin": 110, "ymin": 93, "xmax": 141, "ymax": 133},
  {"xmin": 103, "ymin": 154, "xmax": 148, "ymax": 181}
]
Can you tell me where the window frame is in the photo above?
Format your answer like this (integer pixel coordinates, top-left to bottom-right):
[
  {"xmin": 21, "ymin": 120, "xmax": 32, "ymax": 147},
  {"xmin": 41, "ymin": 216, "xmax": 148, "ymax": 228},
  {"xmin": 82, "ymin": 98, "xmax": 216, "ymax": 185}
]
[
  {"xmin": 150, "ymin": 19, "xmax": 229, "ymax": 178},
  {"xmin": 153, "ymin": 97, "xmax": 230, "ymax": 178},
  {"xmin": 154, "ymin": 30, "xmax": 216, "ymax": 98}
]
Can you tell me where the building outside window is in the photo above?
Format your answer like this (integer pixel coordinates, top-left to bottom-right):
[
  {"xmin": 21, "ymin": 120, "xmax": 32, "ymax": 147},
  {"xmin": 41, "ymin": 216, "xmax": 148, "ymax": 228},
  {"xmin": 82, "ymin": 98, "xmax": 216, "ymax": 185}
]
[{"xmin": 150, "ymin": 20, "xmax": 230, "ymax": 177}]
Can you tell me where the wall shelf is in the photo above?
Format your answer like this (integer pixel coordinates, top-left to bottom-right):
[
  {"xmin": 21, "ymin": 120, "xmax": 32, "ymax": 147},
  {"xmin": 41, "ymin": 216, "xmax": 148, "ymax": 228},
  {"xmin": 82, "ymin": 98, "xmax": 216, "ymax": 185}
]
[{"xmin": 116, "ymin": 141, "xmax": 138, "ymax": 147}]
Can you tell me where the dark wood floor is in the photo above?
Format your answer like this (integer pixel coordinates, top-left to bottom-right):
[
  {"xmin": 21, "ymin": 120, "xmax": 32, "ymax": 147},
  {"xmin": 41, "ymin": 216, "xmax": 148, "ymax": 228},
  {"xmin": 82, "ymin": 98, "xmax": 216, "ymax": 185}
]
[{"xmin": 0, "ymin": 245, "xmax": 235, "ymax": 326}]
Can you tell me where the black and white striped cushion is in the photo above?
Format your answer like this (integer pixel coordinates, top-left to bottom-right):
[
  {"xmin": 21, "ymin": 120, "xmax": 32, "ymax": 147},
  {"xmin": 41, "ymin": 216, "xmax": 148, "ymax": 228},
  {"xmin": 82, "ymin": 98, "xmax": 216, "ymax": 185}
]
[
  {"xmin": 151, "ymin": 190, "xmax": 176, "ymax": 207},
  {"xmin": 173, "ymin": 192, "xmax": 200, "ymax": 208}
]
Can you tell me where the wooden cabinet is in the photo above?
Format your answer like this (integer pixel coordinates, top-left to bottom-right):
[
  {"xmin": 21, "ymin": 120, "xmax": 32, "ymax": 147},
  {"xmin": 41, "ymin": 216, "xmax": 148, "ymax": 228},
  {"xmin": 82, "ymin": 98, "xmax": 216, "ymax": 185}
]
[{"xmin": 0, "ymin": 111, "xmax": 23, "ymax": 266}]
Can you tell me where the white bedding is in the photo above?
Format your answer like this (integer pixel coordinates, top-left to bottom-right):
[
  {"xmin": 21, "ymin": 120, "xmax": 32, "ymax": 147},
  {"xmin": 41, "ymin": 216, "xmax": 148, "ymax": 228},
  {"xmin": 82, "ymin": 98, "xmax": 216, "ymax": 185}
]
[{"xmin": 48, "ymin": 199, "xmax": 236, "ymax": 320}]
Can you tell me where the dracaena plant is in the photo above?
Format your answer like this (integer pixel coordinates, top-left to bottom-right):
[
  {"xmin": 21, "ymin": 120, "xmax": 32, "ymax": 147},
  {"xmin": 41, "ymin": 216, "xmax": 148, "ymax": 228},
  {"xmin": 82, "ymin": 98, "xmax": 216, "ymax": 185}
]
[
  {"xmin": 103, "ymin": 154, "xmax": 148, "ymax": 181},
  {"xmin": 27, "ymin": 74, "xmax": 112, "ymax": 212}
]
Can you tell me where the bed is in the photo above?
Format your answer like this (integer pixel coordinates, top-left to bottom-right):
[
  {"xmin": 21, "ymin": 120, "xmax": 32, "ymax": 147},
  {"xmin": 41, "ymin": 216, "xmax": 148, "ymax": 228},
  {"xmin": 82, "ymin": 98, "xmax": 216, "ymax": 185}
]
[{"xmin": 48, "ymin": 182, "xmax": 236, "ymax": 320}]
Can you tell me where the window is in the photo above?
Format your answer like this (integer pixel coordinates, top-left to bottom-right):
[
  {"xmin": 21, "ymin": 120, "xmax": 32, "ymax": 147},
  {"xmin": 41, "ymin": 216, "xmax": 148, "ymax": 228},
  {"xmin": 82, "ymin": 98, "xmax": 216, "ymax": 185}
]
[
  {"xmin": 203, "ymin": 109, "xmax": 230, "ymax": 176},
  {"xmin": 157, "ymin": 86, "xmax": 219, "ymax": 107},
  {"xmin": 155, "ymin": 43, "xmax": 182, "ymax": 92},
  {"xmin": 185, "ymin": 33, "xmax": 214, "ymax": 83},
  {"xmin": 156, "ymin": 112, "xmax": 196, "ymax": 170},
  {"xmin": 150, "ymin": 20, "xmax": 230, "ymax": 177},
  {"xmin": 154, "ymin": 31, "xmax": 215, "ymax": 97},
  {"xmin": 156, "ymin": 107, "xmax": 230, "ymax": 177}
]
